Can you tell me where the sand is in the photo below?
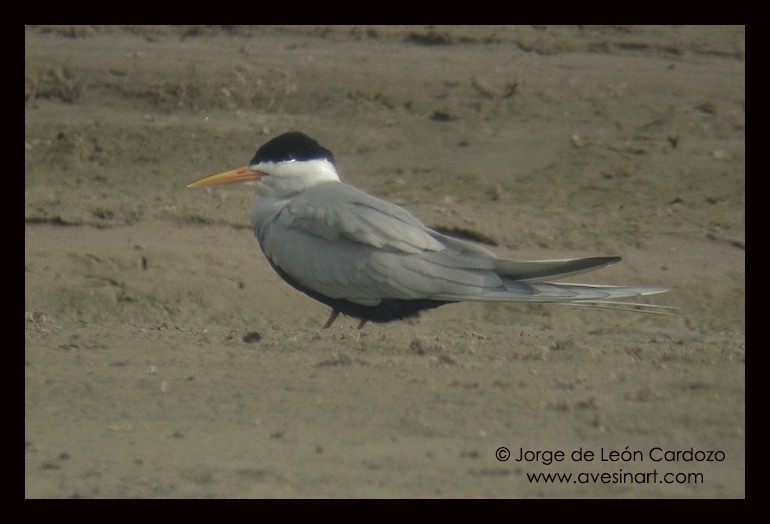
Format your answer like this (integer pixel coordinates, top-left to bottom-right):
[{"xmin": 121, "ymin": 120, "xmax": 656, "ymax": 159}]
[{"xmin": 25, "ymin": 25, "xmax": 745, "ymax": 498}]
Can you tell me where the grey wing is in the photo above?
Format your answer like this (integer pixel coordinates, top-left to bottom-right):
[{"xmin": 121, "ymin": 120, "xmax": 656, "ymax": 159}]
[
  {"xmin": 258, "ymin": 226, "xmax": 495, "ymax": 305},
  {"xmin": 260, "ymin": 183, "xmax": 666, "ymax": 306},
  {"xmin": 279, "ymin": 183, "xmax": 445, "ymax": 253},
  {"xmin": 260, "ymin": 184, "xmax": 503, "ymax": 305}
]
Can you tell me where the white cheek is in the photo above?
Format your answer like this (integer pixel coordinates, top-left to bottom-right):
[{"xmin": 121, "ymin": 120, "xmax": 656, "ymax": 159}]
[{"xmin": 255, "ymin": 160, "xmax": 336, "ymax": 179}]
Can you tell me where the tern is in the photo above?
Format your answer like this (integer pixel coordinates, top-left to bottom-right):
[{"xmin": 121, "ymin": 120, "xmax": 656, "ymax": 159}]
[{"xmin": 189, "ymin": 132, "xmax": 667, "ymax": 328}]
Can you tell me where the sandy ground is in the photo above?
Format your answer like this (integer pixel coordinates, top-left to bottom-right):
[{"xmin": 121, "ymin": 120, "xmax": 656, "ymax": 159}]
[{"xmin": 25, "ymin": 25, "xmax": 745, "ymax": 498}]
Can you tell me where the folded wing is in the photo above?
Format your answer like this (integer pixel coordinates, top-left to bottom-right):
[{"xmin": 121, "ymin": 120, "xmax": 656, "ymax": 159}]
[{"xmin": 258, "ymin": 183, "xmax": 666, "ymax": 307}]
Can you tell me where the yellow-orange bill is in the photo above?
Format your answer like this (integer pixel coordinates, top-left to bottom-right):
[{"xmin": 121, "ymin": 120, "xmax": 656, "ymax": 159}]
[{"xmin": 187, "ymin": 166, "xmax": 265, "ymax": 188}]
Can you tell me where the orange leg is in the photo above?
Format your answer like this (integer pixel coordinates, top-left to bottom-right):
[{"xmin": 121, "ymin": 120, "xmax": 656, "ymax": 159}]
[{"xmin": 356, "ymin": 319, "xmax": 367, "ymax": 330}]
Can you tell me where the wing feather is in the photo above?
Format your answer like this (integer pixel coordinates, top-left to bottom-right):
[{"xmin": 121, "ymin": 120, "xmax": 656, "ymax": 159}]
[
  {"xmin": 254, "ymin": 182, "xmax": 666, "ymax": 308},
  {"xmin": 281, "ymin": 184, "xmax": 443, "ymax": 253}
]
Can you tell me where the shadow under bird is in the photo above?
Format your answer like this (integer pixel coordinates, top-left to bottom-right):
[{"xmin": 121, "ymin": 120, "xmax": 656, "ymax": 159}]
[{"xmin": 188, "ymin": 132, "xmax": 667, "ymax": 328}]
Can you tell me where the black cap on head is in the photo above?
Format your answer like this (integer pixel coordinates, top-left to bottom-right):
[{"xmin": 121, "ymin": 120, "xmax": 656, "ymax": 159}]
[{"xmin": 250, "ymin": 132, "xmax": 335, "ymax": 166}]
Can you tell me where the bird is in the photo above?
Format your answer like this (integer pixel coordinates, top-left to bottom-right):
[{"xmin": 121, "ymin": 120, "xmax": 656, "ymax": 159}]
[{"xmin": 188, "ymin": 131, "xmax": 667, "ymax": 329}]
